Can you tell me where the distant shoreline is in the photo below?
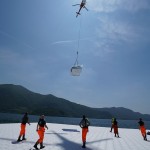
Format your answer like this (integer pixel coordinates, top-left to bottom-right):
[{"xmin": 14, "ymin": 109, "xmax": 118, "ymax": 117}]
[{"xmin": 0, "ymin": 112, "xmax": 150, "ymax": 129}]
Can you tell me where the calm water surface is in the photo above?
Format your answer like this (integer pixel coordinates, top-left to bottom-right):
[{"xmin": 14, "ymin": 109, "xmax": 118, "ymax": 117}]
[{"xmin": 0, "ymin": 113, "xmax": 150, "ymax": 129}]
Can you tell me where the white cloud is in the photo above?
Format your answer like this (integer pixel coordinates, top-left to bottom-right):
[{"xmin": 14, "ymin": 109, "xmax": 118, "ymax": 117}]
[
  {"xmin": 99, "ymin": 18, "xmax": 138, "ymax": 42},
  {"xmin": 89, "ymin": 17, "xmax": 140, "ymax": 58},
  {"xmin": 88, "ymin": 0, "xmax": 150, "ymax": 13},
  {"xmin": 51, "ymin": 40, "xmax": 76, "ymax": 45},
  {"xmin": 84, "ymin": 0, "xmax": 150, "ymax": 59},
  {"xmin": 51, "ymin": 36, "xmax": 96, "ymax": 45}
]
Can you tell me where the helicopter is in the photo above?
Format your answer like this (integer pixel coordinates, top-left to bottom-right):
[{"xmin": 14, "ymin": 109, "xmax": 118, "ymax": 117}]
[{"xmin": 73, "ymin": 0, "xmax": 88, "ymax": 17}]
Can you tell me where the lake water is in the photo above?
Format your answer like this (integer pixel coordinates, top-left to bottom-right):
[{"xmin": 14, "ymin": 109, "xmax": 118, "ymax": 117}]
[{"xmin": 0, "ymin": 113, "xmax": 150, "ymax": 129}]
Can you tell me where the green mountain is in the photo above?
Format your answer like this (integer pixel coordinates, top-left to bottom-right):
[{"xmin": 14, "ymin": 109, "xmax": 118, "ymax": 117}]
[
  {"xmin": 95, "ymin": 107, "xmax": 150, "ymax": 120},
  {"xmin": 0, "ymin": 84, "xmax": 111, "ymax": 119},
  {"xmin": 0, "ymin": 84, "xmax": 150, "ymax": 120}
]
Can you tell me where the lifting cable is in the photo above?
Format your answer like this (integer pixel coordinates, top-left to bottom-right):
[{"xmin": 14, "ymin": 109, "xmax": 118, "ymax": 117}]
[{"xmin": 74, "ymin": 16, "xmax": 82, "ymax": 66}]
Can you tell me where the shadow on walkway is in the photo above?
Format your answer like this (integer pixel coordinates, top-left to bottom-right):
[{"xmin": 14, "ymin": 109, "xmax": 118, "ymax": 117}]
[
  {"xmin": 62, "ymin": 128, "xmax": 80, "ymax": 132},
  {"xmin": 45, "ymin": 132, "xmax": 67, "ymax": 135},
  {"xmin": 0, "ymin": 133, "xmax": 113, "ymax": 150},
  {"xmin": 0, "ymin": 137, "xmax": 50, "ymax": 146},
  {"xmin": 48, "ymin": 131, "xmax": 113, "ymax": 150},
  {"xmin": 50, "ymin": 131, "xmax": 92, "ymax": 150}
]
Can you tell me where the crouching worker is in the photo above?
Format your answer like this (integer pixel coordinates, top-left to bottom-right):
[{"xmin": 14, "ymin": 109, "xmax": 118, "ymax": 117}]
[
  {"xmin": 138, "ymin": 118, "xmax": 147, "ymax": 141},
  {"xmin": 17, "ymin": 112, "xmax": 30, "ymax": 142},
  {"xmin": 79, "ymin": 115, "xmax": 90, "ymax": 148},
  {"xmin": 34, "ymin": 115, "xmax": 48, "ymax": 149}
]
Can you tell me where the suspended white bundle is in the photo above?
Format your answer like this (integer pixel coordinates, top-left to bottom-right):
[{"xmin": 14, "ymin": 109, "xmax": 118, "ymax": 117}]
[
  {"xmin": 70, "ymin": 51, "xmax": 83, "ymax": 76},
  {"xmin": 70, "ymin": 65, "xmax": 82, "ymax": 76}
]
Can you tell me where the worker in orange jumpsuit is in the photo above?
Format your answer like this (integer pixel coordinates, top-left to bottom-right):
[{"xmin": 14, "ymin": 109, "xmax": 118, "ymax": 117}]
[
  {"xmin": 33, "ymin": 115, "xmax": 48, "ymax": 149},
  {"xmin": 17, "ymin": 112, "xmax": 30, "ymax": 142},
  {"xmin": 79, "ymin": 115, "xmax": 90, "ymax": 148},
  {"xmin": 113, "ymin": 118, "xmax": 119, "ymax": 138},
  {"xmin": 138, "ymin": 118, "xmax": 147, "ymax": 141}
]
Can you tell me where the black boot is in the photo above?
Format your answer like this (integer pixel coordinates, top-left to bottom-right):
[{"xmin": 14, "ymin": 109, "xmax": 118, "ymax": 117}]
[
  {"xmin": 40, "ymin": 142, "xmax": 45, "ymax": 149},
  {"xmin": 34, "ymin": 141, "xmax": 39, "ymax": 150},
  {"xmin": 82, "ymin": 142, "xmax": 86, "ymax": 148},
  {"xmin": 144, "ymin": 135, "xmax": 147, "ymax": 141},
  {"xmin": 17, "ymin": 135, "xmax": 22, "ymax": 142},
  {"xmin": 22, "ymin": 134, "xmax": 26, "ymax": 140},
  {"xmin": 110, "ymin": 127, "xmax": 112, "ymax": 132}
]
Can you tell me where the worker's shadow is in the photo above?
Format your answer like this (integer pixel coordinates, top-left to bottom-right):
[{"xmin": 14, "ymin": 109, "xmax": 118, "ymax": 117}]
[
  {"xmin": 62, "ymin": 128, "xmax": 80, "ymax": 132},
  {"xmin": 0, "ymin": 137, "xmax": 35, "ymax": 144},
  {"xmin": 50, "ymin": 131, "xmax": 93, "ymax": 150},
  {"xmin": 0, "ymin": 132, "xmax": 113, "ymax": 149},
  {"xmin": 0, "ymin": 137, "xmax": 51, "ymax": 146},
  {"xmin": 45, "ymin": 128, "xmax": 80, "ymax": 134},
  {"xmin": 45, "ymin": 132, "xmax": 67, "ymax": 135},
  {"xmin": 50, "ymin": 131, "xmax": 113, "ymax": 150}
]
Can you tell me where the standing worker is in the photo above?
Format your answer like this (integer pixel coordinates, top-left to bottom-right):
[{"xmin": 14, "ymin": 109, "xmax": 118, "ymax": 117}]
[
  {"xmin": 79, "ymin": 115, "xmax": 90, "ymax": 148},
  {"xmin": 17, "ymin": 112, "xmax": 30, "ymax": 142},
  {"xmin": 33, "ymin": 115, "xmax": 48, "ymax": 149},
  {"xmin": 138, "ymin": 118, "xmax": 147, "ymax": 141},
  {"xmin": 113, "ymin": 118, "xmax": 119, "ymax": 138}
]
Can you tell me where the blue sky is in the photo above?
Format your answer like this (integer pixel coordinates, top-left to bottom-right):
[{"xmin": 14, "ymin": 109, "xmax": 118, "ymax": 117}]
[{"xmin": 0, "ymin": 0, "xmax": 150, "ymax": 114}]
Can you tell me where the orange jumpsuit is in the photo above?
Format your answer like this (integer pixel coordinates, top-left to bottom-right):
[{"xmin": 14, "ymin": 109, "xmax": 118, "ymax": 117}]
[
  {"xmin": 80, "ymin": 118, "xmax": 90, "ymax": 142},
  {"xmin": 37, "ymin": 127, "xmax": 45, "ymax": 143},
  {"xmin": 114, "ymin": 125, "xmax": 118, "ymax": 134},
  {"xmin": 138, "ymin": 120, "xmax": 146, "ymax": 138},
  {"xmin": 140, "ymin": 125, "xmax": 146, "ymax": 137},
  {"xmin": 37, "ymin": 118, "xmax": 46, "ymax": 144},
  {"xmin": 19, "ymin": 124, "xmax": 26, "ymax": 136},
  {"xmin": 113, "ymin": 120, "xmax": 119, "ymax": 137},
  {"xmin": 82, "ymin": 128, "xmax": 88, "ymax": 142},
  {"xmin": 17, "ymin": 113, "xmax": 29, "ymax": 141}
]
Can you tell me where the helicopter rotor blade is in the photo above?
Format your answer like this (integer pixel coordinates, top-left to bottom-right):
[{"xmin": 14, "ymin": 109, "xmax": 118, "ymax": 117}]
[
  {"xmin": 72, "ymin": 4, "xmax": 80, "ymax": 6},
  {"xmin": 84, "ymin": 6, "xmax": 88, "ymax": 11}
]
